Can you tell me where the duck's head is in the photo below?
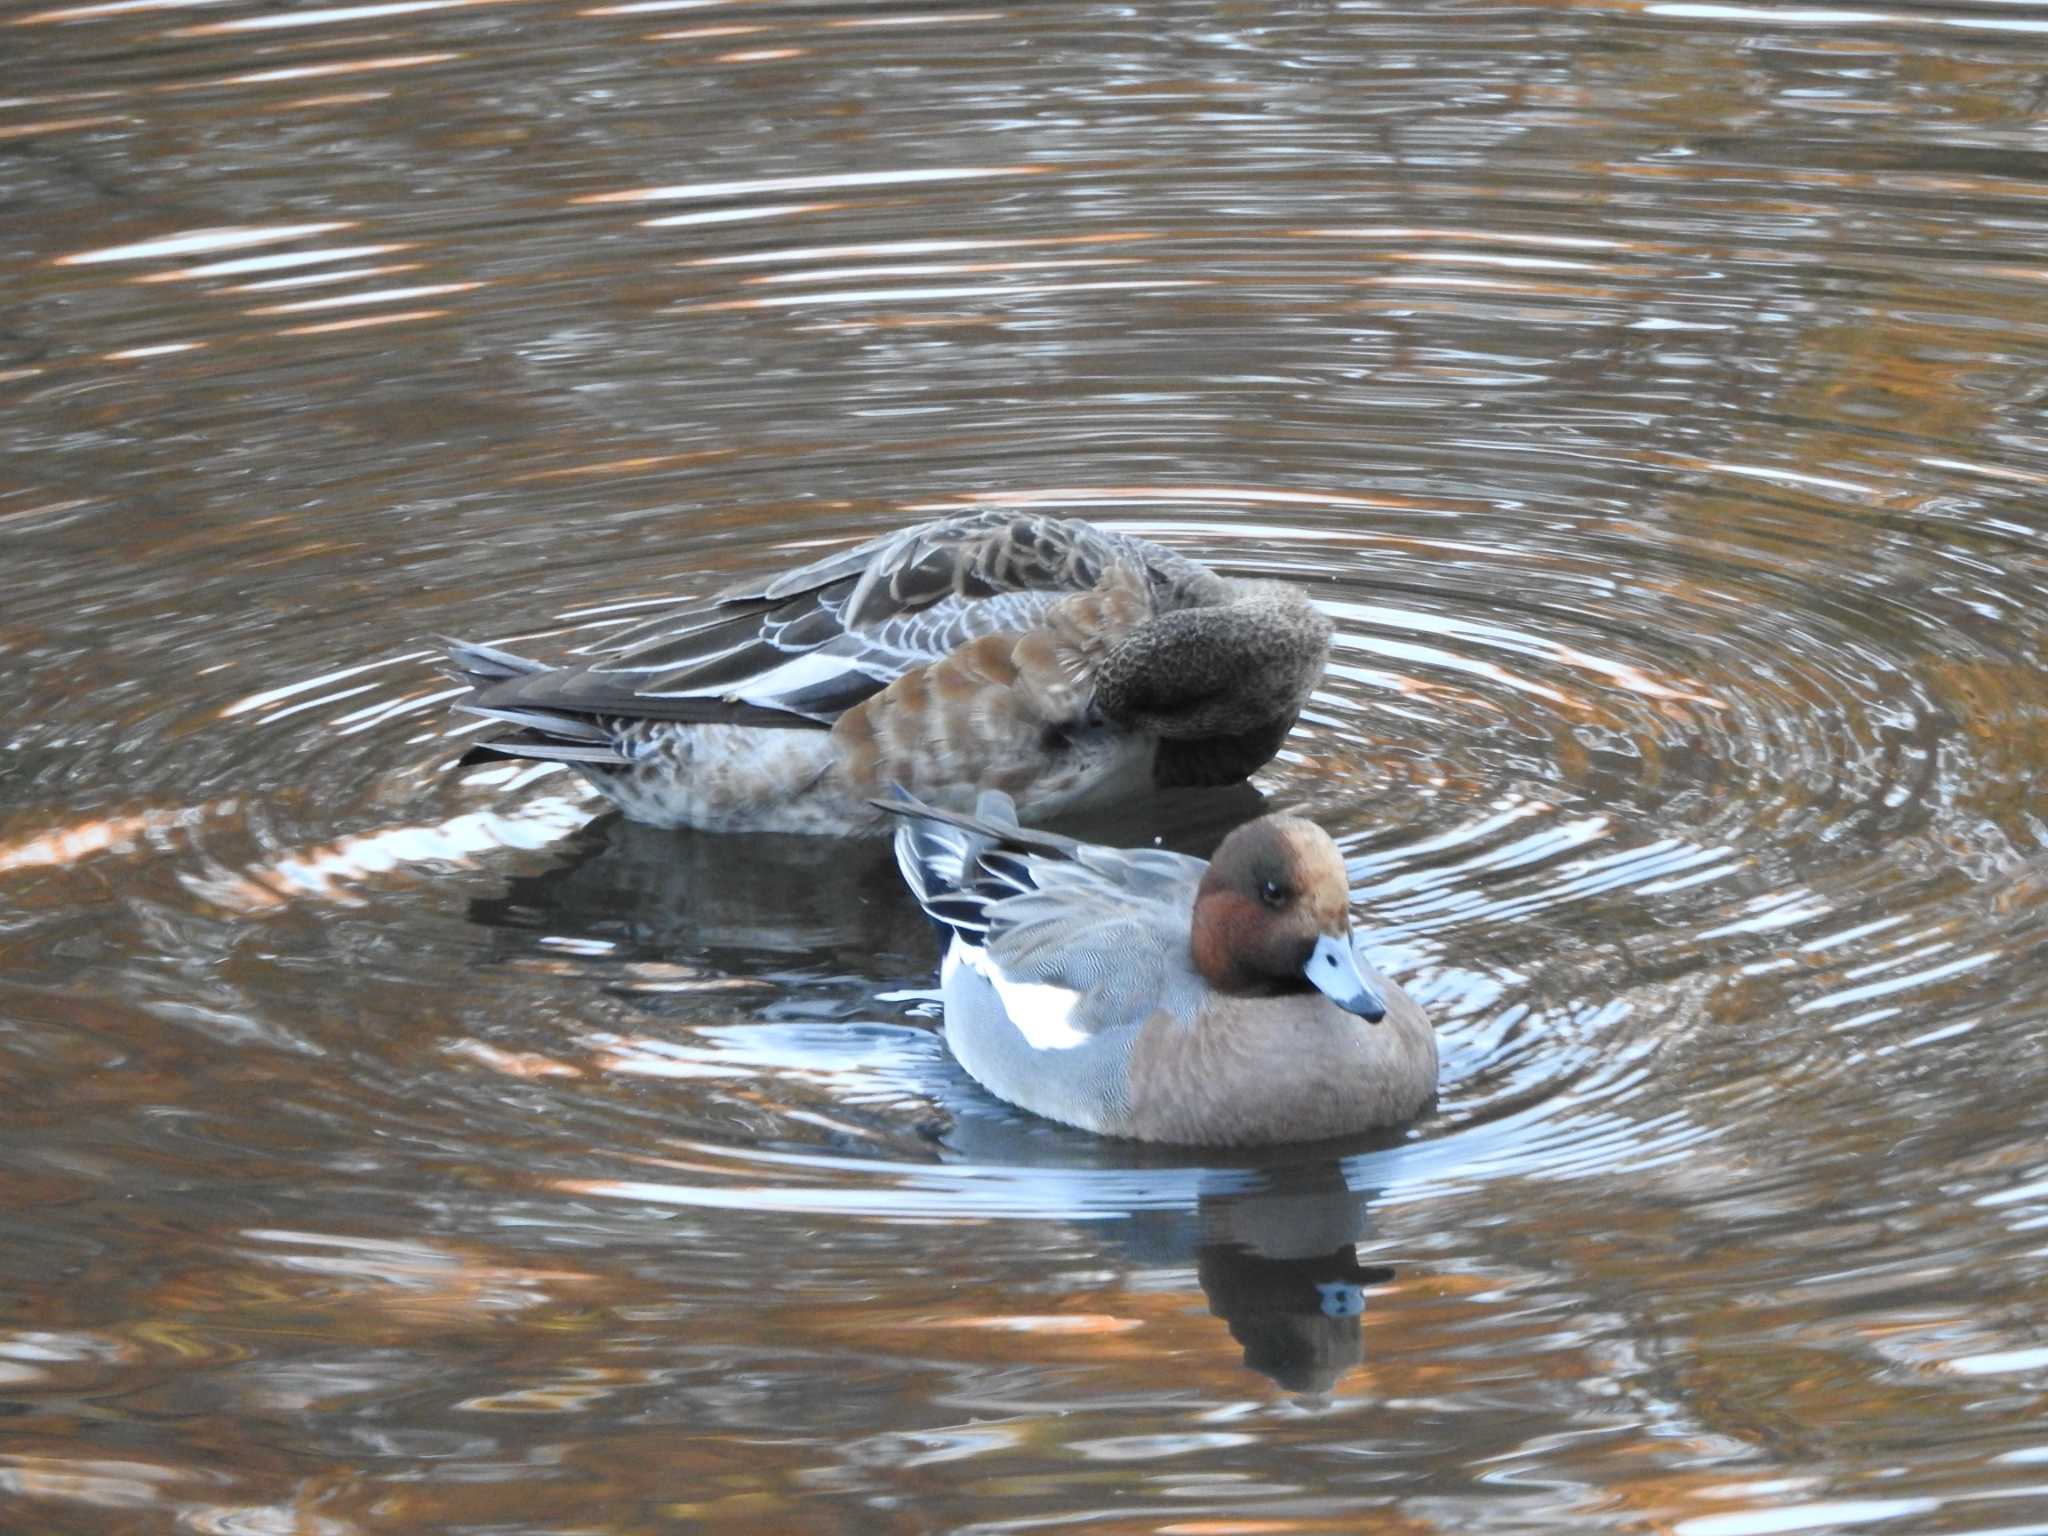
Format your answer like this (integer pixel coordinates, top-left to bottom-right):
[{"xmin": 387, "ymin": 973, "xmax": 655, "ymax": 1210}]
[{"xmin": 1190, "ymin": 815, "xmax": 1390, "ymax": 1021}]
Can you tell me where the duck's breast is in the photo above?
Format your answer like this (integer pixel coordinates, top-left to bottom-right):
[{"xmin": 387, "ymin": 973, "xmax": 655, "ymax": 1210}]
[{"xmin": 1121, "ymin": 988, "xmax": 1438, "ymax": 1146}]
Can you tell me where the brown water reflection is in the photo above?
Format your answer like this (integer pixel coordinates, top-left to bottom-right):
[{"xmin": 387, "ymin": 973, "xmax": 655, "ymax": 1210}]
[{"xmin": 6, "ymin": 0, "xmax": 2048, "ymax": 1532}]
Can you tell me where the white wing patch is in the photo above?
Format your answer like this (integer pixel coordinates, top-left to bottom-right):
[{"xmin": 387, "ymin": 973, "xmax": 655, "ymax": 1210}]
[{"xmin": 946, "ymin": 940, "xmax": 1088, "ymax": 1051}]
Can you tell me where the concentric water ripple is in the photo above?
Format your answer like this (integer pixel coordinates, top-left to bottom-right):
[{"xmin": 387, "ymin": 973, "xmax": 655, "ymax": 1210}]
[
  {"xmin": 52, "ymin": 468, "xmax": 2019, "ymax": 1226},
  {"xmin": 7, "ymin": 0, "xmax": 2048, "ymax": 1529}
]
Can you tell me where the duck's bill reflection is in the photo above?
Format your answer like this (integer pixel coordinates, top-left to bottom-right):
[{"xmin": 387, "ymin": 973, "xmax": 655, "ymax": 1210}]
[{"xmin": 1306, "ymin": 932, "xmax": 1389, "ymax": 1023}]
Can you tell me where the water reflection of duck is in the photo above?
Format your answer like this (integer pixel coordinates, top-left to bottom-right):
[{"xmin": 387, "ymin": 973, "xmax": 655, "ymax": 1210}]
[
  {"xmin": 1190, "ymin": 1164, "xmax": 1393, "ymax": 1396},
  {"xmin": 463, "ymin": 783, "xmax": 1273, "ymax": 977},
  {"xmin": 1100, "ymin": 1158, "xmax": 1395, "ymax": 1395},
  {"xmin": 465, "ymin": 811, "xmax": 911, "ymax": 974},
  {"xmin": 445, "ymin": 510, "xmax": 1332, "ymax": 833},
  {"xmin": 930, "ymin": 1106, "xmax": 1401, "ymax": 1395}
]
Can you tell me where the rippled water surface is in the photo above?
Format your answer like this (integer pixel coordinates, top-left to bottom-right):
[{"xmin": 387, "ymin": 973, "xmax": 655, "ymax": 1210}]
[{"xmin": 7, "ymin": 1, "xmax": 2048, "ymax": 1531}]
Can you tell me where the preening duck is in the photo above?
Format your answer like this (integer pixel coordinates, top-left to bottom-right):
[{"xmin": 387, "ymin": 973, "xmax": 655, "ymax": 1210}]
[{"xmin": 446, "ymin": 510, "xmax": 1332, "ymax": 834}]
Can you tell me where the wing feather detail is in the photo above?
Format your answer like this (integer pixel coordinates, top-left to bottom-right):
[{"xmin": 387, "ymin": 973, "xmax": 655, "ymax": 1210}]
[
  {"xmin": 454, "ymin": 511, "xmax": 1166, "ymax": 731},
  {"xmin": 883, "ymin": 790, "xmax": 1203, "ymax": 1039}
]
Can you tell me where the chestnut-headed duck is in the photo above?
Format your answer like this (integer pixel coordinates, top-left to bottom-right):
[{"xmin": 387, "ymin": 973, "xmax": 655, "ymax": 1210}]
[
  {"xmin": 881, "ymin": 789, "xmax": 1437, "ymax": 1146},
  {"xmin": 445, "ymin": 510, "xmax": 1331, "ymax": 834}
]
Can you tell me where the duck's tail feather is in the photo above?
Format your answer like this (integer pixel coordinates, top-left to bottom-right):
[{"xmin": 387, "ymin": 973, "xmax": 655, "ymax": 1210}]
[
  {"xmin": 877, "ymin": 787, "xmax": 1080, "ymax": 950},
  {"xmin": 883, "ymin": 788, "xmax": 987, "ymax": 947},
  {"xmin": 440, "ymin": 637, "xmax": 551, "ymax": 686},
  {"xmin": 442, "ymin": 637, "xmax": 634, "ymax": 769},
  {"xmin": 453, "ymin": 729, "xmax": 630, "ymax": 768},
  {"xmin": 869, "ymin": 787, "xmax": 1082, "ymax": 859}
]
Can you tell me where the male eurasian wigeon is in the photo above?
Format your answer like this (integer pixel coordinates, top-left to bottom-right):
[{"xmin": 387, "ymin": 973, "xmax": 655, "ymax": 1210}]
[
  {"xmin": 445, "ymin": 510, "xmax": 1331, "ymax": 834},
  {"xmin": 881, "ymin": 789, "xmax": 1437, "ymax": 1145}
]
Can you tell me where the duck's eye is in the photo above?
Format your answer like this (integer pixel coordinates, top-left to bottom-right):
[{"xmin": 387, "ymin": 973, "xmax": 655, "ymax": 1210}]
[{"xmin": 1260, "ymin": 880, "xmax": 1288, "ymax": 908}]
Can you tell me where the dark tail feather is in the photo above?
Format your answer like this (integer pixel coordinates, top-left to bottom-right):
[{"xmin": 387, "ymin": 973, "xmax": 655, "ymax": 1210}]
[
  {"xmin": 442, "ymin": 637, "xmax": 631, "ymax": 769},
  {"xmin": 878, "ymin": 788, "xmax": 991, "ymax": 949},
  {"xmin": 440, "ymin": 636, "xmax": 552, "ymax": 686},
  {"xmin": 456, "ymin": 735, "xmax": 630, "ymax": 767},
  {"xmin": 883, "ymin": 790, "xmax": 980, "ymax": 947},
  {"xmin": 868, "ymin": 787, "xmax": 1083, "ymax": 860},
  {"xmin": 453, "ymin": 704, "xmax": 609, "ymax": 742},
  {"xmin": 877, "ymin": 787, "xmax": 1081, "ymax": 950}
]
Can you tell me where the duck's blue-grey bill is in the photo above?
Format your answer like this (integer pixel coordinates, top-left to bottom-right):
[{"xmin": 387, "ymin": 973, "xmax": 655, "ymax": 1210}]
[{"xmin": 1306, "ymin": 932, "xmax": 1388, "ymax": 1023}]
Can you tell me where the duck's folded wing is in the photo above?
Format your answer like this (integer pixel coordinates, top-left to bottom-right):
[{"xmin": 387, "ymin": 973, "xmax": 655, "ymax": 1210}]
[
  {"xmin": 968, "ymin": 841, "xmax": 1207, "ymax": 1039},
  {"xmin": 473, "ymin": 511, "xmax": 1143, "ymax": 727}
]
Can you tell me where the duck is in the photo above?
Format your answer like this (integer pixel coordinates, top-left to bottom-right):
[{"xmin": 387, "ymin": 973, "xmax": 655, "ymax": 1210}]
[
  {"xmin": 444, "ymin": 509, "xmax": 1332, "ymax": 834},
  {"xmin": 880, "ymin": 789, "xmax": 1437, "ymax": 1145}
]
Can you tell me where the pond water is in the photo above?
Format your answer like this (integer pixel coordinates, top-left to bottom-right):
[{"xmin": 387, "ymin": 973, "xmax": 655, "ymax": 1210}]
[{"xmin": 6, "ymin": 1, "xmax": 2048, "ymax": 1531}]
